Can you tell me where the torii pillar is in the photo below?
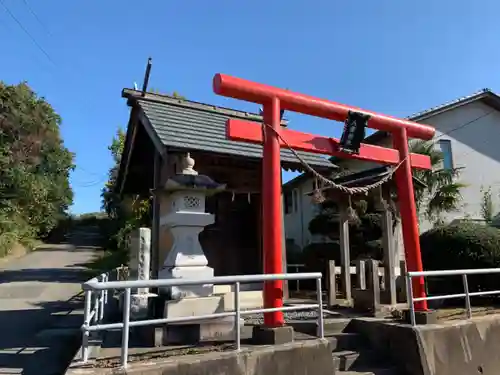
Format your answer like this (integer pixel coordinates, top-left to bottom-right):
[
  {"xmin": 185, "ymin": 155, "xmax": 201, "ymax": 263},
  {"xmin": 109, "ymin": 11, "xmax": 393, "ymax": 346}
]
[{"xmin": 213, "ymin": 74, "xmax": 435, "ymax": 327}]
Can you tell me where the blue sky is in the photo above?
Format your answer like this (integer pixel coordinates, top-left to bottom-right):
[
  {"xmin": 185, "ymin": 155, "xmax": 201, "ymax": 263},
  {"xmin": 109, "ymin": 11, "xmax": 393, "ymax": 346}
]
[{"xmin": 2, "ymin": 0, "xmax": 500, "ymax": 214}]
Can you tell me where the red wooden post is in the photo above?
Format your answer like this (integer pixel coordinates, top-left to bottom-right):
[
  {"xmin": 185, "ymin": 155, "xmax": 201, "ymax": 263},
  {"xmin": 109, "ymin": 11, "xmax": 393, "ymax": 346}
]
[
  {"xmin": 393, "ymin": 128, "xmax": 428, "ymax": 310},
  {"xmin": 262, "ymin": 97, "xmax": 285, "ymax": 326},
  {"xmin": 213, "ymin": 73, "xmax": 434, "ymax": 322}
]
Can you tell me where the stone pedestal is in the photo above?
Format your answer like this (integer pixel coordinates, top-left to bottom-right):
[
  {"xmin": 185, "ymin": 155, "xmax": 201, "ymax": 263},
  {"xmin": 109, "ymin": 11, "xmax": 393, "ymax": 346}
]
[
  {"xmin": 163, "ymin": 296, "xmax": 243, "ymax": 344},
  {"xmin": 138, "ymin": 296, "xmax": 242, "ymax": 345}
]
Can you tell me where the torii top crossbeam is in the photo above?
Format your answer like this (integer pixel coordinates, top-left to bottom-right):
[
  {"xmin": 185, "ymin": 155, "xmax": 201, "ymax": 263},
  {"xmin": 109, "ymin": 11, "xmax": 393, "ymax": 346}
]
[
  {"xmin": 213, "ymin": 73, "xmax": 435, "ymax": 327},
  {"xmin": 213, "ymin": 74, "xmax": 435, "ymax": 139}
]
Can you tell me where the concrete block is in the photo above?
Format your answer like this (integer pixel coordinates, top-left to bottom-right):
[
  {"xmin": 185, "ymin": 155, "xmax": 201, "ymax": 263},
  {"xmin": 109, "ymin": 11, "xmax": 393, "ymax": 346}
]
[
  {"xmin": 163, "ymin": 296, "xmax": 224, "ymax": 319},
  {"xmin": 159, "ymin": 266, "xmax": 214, "ymax": 298},
  {"xmin": 164, "ymin": 317, "xmax": 243, "ymax": 344},
  {"xmin": 252, "ymin": 325, "xmax": 294, "ymax": 345},
  {"xmin": 220, "ymin": 290, "xmax": 263, "ymax": 311},
  {"xmin": 403, "ymin": 309, "xmax": 438, "ymax": 325},
  {"xmin": 213, "ymin": 284, "xmax": 232, "ymax": 294},
  {"xmin": 66, "ymin": 338, "xmax": 335, "ymax": 375}
]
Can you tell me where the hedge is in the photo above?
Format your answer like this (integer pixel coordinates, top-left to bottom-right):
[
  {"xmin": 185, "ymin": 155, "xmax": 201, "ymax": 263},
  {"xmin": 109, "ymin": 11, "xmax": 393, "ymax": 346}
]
[{"xmin": 420, "ymin": 222, "xmax": 500, "ymax": 296}]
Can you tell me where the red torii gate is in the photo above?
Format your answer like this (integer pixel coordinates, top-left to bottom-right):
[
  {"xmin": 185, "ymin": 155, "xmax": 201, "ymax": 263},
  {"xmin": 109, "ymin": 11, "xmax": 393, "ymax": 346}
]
[{"xmin": 213, "ymin": 73, "xmax": 435, "ymax": 327}]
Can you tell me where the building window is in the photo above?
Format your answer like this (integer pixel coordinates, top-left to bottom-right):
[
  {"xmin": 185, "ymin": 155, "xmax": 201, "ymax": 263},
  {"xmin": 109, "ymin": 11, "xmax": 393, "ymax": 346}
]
[
  {"xmin": 438, "ymin": 139, "xmax": 454, "ymax": 170},
  {"xmin": 293, "ymin": 189, "xmax": 299, "ymax": 212},
  {"xmin": 284, "ymin": 191, "xmax": 293, "ymax": 214},
  {"xmin": 284, "ymin": 189, "xmax": 301, "ymax": 214}
]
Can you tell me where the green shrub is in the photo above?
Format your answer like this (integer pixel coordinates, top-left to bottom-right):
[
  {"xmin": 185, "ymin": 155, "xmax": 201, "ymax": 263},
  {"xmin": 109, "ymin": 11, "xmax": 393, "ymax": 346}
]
[
  {"xmin": 303, "ymin": 242, "xmax": 341, "ymax": 272},
  {"xmin": 0, "ymin": 81, "xmax": 74, "ymax": 256},
  {"xmin": 299, "ymin": 242, "xmax": 340, "ymax": 289},
  {"xmin": 420, "ymin": 222, "xmax": 500, "ymax": 296}
]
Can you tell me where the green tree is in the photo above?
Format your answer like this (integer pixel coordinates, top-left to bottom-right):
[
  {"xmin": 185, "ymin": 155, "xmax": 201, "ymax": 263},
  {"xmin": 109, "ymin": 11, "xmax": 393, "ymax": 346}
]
[
  {"xmin": 0, "ymin": 81, "xmax": 74, "ymax": 254},
  {"xmin": 308, "ymin": 198, "xmax": 388, "ymax": 261},
  {"xmin": 101, "ymin": 128, "xmax": 126, "ymax": 219},
  {"xmin": 410, "ymin": 140, "xmax": 466, "ymax": 225},
  {"xmin": 100, "ymin": 129, "xmax": 150, "ymax": 251}
]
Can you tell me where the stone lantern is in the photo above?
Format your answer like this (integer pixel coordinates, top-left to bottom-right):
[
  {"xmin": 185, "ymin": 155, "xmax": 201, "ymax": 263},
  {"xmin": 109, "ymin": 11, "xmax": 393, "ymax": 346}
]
[
  {"xmin": 149, "ymin": 153, "xmax": 260, "ymax": 344},
  {"xmin": 151, "ymin": 153, "xmax": 242, "ymax": 344},
  {"xmin": 153, "ymin": 153, "xmax": 225, "ymax": 300}
]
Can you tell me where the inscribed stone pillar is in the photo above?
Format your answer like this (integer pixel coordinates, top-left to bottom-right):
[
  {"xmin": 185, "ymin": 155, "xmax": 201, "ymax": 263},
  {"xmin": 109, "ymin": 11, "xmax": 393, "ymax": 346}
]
[{"xmin": 128, "ymin": 227, "xmax": 156, "ymax": 319}]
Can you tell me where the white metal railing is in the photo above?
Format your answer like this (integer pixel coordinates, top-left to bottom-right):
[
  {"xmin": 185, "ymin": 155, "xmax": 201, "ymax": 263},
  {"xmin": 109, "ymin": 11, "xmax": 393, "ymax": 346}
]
[
  {"xmin": 287, "ymin": 263, "xmax": 401, "ymax": 277},
  {"xmin": 80, "ymin": 272, "xmax": 324, "ymax": 368},
  {"xmin": 407, "ymin": 268, "xmax": 500, "ymax": 326},
  {"xmin": 287, "ymin": 264, "xmax": 306, "ymax": 291}
]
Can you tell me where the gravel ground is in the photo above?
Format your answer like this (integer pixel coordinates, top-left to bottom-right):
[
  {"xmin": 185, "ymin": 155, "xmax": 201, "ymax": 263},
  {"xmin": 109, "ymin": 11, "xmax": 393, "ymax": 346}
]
[
  {"xmin": 242, "ymin": 310, "xmax": 320, "ymax": 324},
  {"xmin": 92, "ymin": 344, "xmax": 234, "ymax": 368}
]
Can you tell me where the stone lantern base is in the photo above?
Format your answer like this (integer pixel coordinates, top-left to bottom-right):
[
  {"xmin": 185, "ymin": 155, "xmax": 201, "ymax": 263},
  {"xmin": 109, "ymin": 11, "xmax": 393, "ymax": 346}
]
[
  {"xmin": 158, "ymin": 265, "xmax": 214, "ymax": 299},
  {"xmin": 141, "ymin": 294, "xmax": 244, "ymax": 346}
]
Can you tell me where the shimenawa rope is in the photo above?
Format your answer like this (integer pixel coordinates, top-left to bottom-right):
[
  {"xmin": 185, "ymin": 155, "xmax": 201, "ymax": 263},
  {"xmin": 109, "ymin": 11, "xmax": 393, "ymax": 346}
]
[{"xmin": 262, "ymin": 122, "xmax": 407, "ymax": 199}]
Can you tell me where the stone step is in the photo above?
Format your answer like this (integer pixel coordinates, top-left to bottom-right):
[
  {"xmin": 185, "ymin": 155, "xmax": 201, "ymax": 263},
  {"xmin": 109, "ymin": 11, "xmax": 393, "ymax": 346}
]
[
  {"xmin": 332, "ymin": 350, "xmax": 379, "ymax": 372},
  {"xmin": 327, "ymin": 333, "xmax": 367, "ymax": 351},
  {"xmin": 289, "ymin": 318, "xmax": 352, "ymax": 336}
]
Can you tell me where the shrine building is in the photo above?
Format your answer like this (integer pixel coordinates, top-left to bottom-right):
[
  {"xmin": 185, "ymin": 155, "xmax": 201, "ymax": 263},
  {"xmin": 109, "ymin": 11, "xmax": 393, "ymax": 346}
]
[{"xmin": 116, "ymin": 89, "xmax": 337, "ymax": 284}]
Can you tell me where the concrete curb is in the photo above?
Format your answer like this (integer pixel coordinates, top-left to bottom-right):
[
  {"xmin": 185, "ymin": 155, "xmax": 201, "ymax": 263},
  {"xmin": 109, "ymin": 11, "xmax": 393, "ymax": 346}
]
[{"xmin": 66, "ymin": 338, "xmax": 334, "ymax": 375}]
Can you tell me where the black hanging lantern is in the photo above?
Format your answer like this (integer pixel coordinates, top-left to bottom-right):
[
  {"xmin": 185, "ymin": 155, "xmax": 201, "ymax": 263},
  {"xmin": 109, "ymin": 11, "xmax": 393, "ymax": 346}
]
[{"xmin": 339, "ymin": 111, "xmax": 370, "ymax": 154}]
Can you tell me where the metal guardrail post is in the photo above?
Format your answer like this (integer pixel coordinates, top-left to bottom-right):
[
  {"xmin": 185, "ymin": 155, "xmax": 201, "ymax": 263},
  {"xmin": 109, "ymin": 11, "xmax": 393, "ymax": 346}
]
[
  {"xmin": 287, "ymin": 264, "xmax": 304, "ymax": 292},
  {"xmin": 93, "ymin": 291, "xmax": 99, "ymax": 325},
  {"xmin": 99, "ymin": 274, "xmax": 105, "ymax": 322},
  {"xmin": 103, "ymin": 273, "xmax": 109, "ymax": 304},
  {"xmin": 316, "ymin": 277, "xmax": 324, "ymax": 338},
  {"xmin": 82, "ymin": 290, "xmax": 92, "ymax": 363},
  {"xmin": 121, "ymin": 288, "xmax": 131, "ymax": 368},
  {"xmin": 234, "ymin": 281, "xmax": 241, "ymax": 351},
  {"xmin": 462, "ymin": 274, "xmax": 472, "ymax": 319},
  {"xmin": 406, "ymin": 273, "xmax": 416, "ymax": 326},
  {"xmin": 296, "ymin": 265, "xmax": 301, "ymax": 292}
]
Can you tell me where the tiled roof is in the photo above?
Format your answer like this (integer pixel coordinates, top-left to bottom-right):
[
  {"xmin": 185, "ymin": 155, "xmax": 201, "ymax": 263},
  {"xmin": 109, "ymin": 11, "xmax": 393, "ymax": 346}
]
[
  {"xmin": 362, "ymin": 88, "xmax": 499, "ymax": 145},
  {"xmin": 406, "ymin": 88, "xmax": 492, "ymax": 121},
  {"xmin": 124, "ymin": 89, "xmax": 336, "ymax": 171}
]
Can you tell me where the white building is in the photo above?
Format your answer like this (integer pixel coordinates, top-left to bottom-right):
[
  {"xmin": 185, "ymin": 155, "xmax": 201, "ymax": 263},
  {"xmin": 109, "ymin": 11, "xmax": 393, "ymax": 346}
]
[{"xmin": 283, "ymin": 89, "xmax": 500, "ymax": 249}]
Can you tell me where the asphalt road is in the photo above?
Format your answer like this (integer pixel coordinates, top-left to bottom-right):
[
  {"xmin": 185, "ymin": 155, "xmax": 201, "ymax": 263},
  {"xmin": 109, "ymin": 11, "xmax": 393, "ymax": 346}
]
[{"xmin": 0, "ymin": 241, "xmax": 98, "ymax": 375}]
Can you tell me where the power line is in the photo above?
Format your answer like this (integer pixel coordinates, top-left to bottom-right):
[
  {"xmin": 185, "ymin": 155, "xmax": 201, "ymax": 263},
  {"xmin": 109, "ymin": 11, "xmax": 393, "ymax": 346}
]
[
  {"xmin": 78, "ymin": 166, "xmax": 108, "ymax": 178},
  {"xmin": 72, "ymin": 176, "xmax": 109, "ymax": 188},
  {"xmin": 0, "ymin": 0, "xmax": 55, "ymax": 65},
  {"xmin": 21, "ymin": 0, "xmax": 51, "ymax": 36},
  {"xmin": 433, "ymin": 111, "xmax": 494, "ymax": 143},
  {"xmin": 1, "ymin": 2, "xmax": 117, "ymax": 189}
]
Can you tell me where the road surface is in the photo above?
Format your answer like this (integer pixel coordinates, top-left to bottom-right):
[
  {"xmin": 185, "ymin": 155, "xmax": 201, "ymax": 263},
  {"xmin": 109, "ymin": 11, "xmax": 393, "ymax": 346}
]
[{"xmin": 0, "ymin": 240, "xmax": 98, "ymax": 375}]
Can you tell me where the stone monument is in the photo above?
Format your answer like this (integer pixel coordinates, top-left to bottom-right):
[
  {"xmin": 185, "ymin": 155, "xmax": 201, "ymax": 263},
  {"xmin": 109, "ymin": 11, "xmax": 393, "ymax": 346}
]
[
  {"xmin": 127, "ymin": 227, "xmax": 156, "ymax": 320},
  {"xmin": 152, "ymin": 153, "xmax": 242, "ymax": 344}
]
